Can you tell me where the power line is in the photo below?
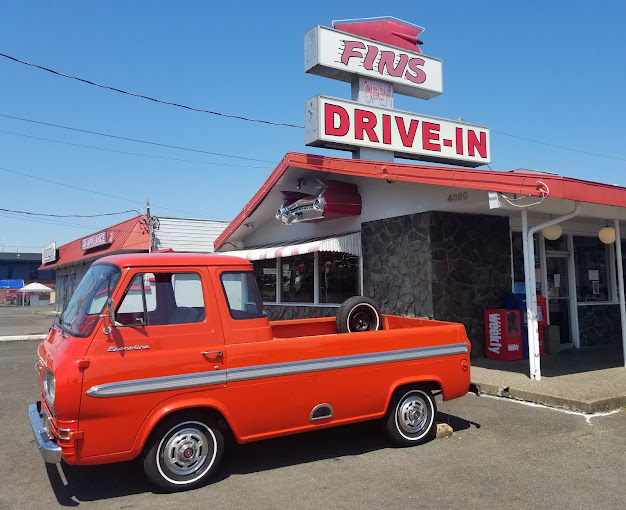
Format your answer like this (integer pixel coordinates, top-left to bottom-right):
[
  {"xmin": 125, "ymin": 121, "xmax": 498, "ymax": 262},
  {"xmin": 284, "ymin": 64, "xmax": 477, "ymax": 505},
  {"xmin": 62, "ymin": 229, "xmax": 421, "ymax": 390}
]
[
  {"xmin": 0, "ymin": 211, "xmax": 103, "ymax": 230},
  {"xmin": 0, "ymin": 129, "xmax": 274, "ymax": 169},
  {"xmin": 0, "ymin": 52, "xmax": 303, "ymax": 129},
  {"xmin": 0, "ymin": 207, "xmax": 140, "ymax": 218},
  {"xmin": 492, "ymin": 130, "xmax": 626, "ymax": 163},
  {"xmin": 0, "ymin": 113, "xmax": 278, "ymax": 164},
  {"xmin": 0, "ymin": 165, "xmax": 221, "ymax": 219}
]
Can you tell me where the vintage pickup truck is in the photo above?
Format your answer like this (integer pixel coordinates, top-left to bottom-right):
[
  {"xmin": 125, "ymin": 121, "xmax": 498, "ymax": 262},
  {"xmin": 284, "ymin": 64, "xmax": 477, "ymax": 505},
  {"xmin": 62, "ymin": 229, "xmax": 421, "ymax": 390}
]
[{"xmin": 29, "ymin": 253, "xmax": 471, "ymax": 491}]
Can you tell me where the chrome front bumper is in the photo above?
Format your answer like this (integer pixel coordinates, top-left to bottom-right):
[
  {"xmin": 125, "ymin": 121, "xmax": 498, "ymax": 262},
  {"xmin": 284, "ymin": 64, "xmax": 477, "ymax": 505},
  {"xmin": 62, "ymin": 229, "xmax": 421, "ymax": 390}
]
[{"xmin": 28, "ymin": 401, "xmax": 62, "ymax": 463}]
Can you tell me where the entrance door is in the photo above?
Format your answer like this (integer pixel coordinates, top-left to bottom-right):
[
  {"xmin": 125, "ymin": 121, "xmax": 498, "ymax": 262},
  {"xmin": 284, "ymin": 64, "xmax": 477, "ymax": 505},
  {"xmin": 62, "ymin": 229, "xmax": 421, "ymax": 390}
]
[{"xmin": 546, "ymin": 255, "xmax": 572, "ymax": 345}]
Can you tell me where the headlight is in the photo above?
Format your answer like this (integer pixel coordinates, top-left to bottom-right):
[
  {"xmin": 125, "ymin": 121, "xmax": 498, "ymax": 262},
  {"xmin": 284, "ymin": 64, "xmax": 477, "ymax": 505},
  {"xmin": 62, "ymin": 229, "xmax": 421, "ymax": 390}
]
[{"xmin": 43, "ymin": 368, "xmax": 56, "ymax": 405}]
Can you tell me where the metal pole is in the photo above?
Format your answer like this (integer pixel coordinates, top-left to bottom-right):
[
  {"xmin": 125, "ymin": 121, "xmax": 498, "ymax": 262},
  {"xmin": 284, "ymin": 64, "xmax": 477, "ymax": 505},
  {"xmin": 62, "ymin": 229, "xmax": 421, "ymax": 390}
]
[
  {"xmin": 521, "ymin": 210, "xmax": 537, "ymax": 378},
  {"xmin": 147, "ymin": 199, "xmax": 152, "ymax": 253},
  {"xmin": 613, "ymin": 219, "xmax": 626, "ymax": 368}
]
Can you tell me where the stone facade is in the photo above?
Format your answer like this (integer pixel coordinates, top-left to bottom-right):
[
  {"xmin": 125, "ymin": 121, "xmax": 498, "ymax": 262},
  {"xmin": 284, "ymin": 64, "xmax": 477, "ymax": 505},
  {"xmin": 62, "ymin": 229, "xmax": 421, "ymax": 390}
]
[
  {"xmin": 362, "ymin": 211, "xmax": 512, "ymax": 357},
  {"xmin": 577, "ymin": 305, "xmax": 622, "ymax": 347},
  {"xmin": 361, "ymin": 212, "xmax": 434, "ymax": 319}
]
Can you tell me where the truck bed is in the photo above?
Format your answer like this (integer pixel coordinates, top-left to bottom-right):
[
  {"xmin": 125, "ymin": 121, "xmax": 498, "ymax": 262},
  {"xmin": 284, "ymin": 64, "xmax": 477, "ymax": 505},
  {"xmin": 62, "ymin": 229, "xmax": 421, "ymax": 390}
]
[{"xmin": 270, "ymin": 314, "xmax": 462, "ymax": 339}]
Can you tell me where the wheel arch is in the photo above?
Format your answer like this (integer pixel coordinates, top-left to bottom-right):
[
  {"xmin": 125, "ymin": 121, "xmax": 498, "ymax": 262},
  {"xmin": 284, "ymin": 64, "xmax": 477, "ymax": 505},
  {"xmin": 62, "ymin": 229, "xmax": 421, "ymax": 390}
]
[
  {"xmin": 130, "ymin": 395, "xmax": 240, "ymax": 458},
  {"xmin": 384, "ymin": 377, "xmax": 443, "ymax": 414}
]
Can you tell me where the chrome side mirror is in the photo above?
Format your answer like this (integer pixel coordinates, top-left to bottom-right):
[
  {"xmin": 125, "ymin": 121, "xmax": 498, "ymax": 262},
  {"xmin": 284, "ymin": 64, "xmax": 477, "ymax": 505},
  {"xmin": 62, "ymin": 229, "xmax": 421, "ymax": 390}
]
[{"xmin": 100, "ymin": 298, "xmax": 116, "ymax": 334}]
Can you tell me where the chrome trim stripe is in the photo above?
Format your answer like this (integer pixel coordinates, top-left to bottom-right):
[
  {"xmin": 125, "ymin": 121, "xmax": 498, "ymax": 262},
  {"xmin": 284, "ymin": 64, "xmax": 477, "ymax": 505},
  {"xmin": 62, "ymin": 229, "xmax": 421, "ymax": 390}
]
[
  {"xmin": 227, "ymin": 343, "xmax": 468, "ymax": 382},
  {"xmin": 85, "ymin": 343, "xmax": 467, "ymax": 398},
  {"xmin": 86, "ymin": 370, "xmax": 227, "ymax": 398}
]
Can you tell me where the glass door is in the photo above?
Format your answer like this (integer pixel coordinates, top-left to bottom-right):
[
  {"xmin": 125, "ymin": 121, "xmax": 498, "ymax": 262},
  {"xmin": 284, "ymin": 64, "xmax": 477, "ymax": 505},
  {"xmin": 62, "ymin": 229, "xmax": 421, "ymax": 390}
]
[{"xmin": 546, "ymin": 254, "xmax": 571, "ymax": 345}]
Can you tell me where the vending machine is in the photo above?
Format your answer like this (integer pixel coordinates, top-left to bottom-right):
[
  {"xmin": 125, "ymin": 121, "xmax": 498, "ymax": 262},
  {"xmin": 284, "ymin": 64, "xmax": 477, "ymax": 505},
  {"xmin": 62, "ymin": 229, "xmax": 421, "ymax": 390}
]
[
  {"xmin": 505, "ymin": 294, "xmax": 547, "ymax": 358},
  {"xmin": 484, "ymin": 309, "xmax": 522, "ymax": 361}
]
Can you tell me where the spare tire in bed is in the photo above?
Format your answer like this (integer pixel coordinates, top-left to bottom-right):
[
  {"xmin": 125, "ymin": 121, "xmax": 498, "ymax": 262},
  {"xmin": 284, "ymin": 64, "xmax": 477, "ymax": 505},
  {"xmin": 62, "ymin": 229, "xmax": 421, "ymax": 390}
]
[{"xmin": 336, "ymin": 296, "xmax": 382, "ymax": 333}]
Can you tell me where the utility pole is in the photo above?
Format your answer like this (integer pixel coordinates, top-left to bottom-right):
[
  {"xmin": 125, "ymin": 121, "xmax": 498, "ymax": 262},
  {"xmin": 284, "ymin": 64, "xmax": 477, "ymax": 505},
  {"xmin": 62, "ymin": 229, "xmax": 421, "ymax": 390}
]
[{"xmin": 147, "ymin": 199, "xmax": 152, "ymax": 253}]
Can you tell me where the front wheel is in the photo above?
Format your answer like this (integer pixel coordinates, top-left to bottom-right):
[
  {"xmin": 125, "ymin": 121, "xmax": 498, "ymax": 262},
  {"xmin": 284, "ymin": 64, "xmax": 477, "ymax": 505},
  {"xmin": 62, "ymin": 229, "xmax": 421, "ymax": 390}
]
[
  {"xmin": 383, "ymin": 387, "xmax": 437, "ymax": 446},
  {"xmin": 10, "ymin": 297, "xmax": 18, "ymax": 305},
  {"xmin": 142, "ymin": 414, "xmax": 224, "ymax": 491}
]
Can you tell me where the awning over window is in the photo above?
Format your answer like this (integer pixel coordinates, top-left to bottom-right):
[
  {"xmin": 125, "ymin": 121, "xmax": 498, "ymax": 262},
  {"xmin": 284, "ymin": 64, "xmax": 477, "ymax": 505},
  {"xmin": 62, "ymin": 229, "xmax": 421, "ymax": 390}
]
[{"xmin": 220, "ymin": 232, "xmax": 361, "ymax": 261}]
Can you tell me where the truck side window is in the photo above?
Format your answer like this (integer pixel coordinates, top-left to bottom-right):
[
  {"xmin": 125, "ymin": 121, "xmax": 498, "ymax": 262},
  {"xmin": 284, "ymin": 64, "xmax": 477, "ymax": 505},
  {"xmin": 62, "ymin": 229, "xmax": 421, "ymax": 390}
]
[
  {"xmin": 116, "ymin": 274, "xmax": 155, "ymax": 326},
  {"xmin": 221, "ymin": 271, "xmax": 264, "ymax": 320},
  {"xmin": 116, "ymin": 272, "xmax": 206, "ymax": 327}
]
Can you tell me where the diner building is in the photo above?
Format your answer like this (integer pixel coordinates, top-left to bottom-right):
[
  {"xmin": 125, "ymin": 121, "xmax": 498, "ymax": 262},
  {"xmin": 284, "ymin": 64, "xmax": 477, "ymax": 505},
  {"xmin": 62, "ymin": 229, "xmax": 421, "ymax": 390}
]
[{"xmin": 215, "ymin": 152, "xmax": 626, "ymax": 371}]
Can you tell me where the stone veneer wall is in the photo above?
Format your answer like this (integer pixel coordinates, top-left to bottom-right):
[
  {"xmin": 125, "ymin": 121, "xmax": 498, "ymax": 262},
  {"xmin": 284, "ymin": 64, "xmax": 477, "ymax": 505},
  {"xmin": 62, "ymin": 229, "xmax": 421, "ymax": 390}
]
[
  {"xmin": 362, "ymin": 212, "xmax": 434, "ymax": 318},
  {"xmin": 362, "ymin": 211, "xmax": 511, "ymax": 357},
  {"xmin": 577, "ymin": 305, "xmax": 622, "ymax": 347},
  {"xmin": 429, "ymin": 212, "xmax": 512, "ymax": 357},
  {"xmin": 265, "ymin": 305, "xmax": 338, "ymax": 322}
]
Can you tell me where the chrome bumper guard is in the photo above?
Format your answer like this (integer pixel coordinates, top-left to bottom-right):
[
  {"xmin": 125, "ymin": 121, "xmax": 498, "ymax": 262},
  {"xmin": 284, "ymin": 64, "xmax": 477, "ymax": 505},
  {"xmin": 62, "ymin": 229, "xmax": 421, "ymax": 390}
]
[{"xmin": 28, "ymin": 401, "xmax": 62, "ymax": 464}]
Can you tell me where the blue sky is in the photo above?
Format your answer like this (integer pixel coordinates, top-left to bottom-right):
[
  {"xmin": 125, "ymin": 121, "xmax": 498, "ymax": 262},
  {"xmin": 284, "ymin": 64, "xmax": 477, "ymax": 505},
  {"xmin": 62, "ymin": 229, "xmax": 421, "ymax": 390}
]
[{"xmin": 1, "ymin": 0, "xmax": 624, "ymax": 252}]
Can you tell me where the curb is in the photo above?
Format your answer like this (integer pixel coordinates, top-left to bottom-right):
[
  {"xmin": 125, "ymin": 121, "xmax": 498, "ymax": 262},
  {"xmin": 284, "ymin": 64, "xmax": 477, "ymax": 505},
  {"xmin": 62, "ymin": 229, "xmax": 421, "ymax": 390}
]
[
  {"xmin": 0, "ymin": 334, "xmax": 47, "ymax": 342},
  {"xmin": 475, "ymin": 381, "xmax": 626, "ymax": 414}
]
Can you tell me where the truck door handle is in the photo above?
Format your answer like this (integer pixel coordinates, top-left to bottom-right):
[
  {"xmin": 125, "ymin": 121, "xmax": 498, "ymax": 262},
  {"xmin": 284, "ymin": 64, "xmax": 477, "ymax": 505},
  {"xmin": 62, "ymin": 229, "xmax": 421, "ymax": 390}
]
[{"xmin": 201, "ymin": 350, "xmax": 223, "ymax": 358}]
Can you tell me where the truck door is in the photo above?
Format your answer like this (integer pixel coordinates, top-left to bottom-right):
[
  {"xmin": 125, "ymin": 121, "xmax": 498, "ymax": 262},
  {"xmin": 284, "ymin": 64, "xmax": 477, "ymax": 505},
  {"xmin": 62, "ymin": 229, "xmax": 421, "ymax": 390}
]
[{"xmin": 79, "ymin": 268, "xmax": 225, "ymax": 458}]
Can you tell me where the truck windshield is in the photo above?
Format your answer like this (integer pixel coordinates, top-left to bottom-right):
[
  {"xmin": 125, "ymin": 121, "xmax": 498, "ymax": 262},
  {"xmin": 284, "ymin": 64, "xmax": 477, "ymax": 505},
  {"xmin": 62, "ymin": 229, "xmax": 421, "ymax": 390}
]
[{"xmin": 58, "ymin": 264, "xmax": 121, "ymax": 337}]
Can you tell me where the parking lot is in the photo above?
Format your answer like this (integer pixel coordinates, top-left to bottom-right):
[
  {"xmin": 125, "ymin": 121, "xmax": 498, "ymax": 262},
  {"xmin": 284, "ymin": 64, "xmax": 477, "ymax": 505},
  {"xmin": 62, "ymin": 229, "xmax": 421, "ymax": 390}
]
[
  {"xmin": 0, "ymin": 304, "xmax": 58, "ymax": 338},
  {"xmin": 1, "ymin": 339, "xmax": 625, "ymax": 509}
]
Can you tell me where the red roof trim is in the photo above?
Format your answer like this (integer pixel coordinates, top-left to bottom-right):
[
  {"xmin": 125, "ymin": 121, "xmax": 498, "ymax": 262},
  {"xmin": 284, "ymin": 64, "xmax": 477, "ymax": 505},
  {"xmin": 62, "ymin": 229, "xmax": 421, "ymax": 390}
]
[
  {"xmin": 215, "ymin": 152, "xmax": 626, "ymax": 251},
  {"xmin": 38, "ymin": 215, "xmax": 150, "ymax": 271}
]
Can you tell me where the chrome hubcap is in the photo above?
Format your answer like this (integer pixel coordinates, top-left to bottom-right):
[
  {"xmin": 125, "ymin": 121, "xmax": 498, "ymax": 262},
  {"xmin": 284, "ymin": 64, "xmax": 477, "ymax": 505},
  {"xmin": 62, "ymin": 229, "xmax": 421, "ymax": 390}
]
[
  {"xmin": 397, "ymin": 394, "xmax": 428, "ymax": 435},
  {"xmin": 161, "ymin": 427, "xmax": 209, "ymax": 477}
]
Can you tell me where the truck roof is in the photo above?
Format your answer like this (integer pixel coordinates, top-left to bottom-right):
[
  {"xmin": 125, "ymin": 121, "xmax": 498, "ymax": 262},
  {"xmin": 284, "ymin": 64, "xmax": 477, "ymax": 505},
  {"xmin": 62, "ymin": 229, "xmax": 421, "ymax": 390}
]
[{"xmin": 96, "ymin": 252, "xmax": 252, "ymax": 269}]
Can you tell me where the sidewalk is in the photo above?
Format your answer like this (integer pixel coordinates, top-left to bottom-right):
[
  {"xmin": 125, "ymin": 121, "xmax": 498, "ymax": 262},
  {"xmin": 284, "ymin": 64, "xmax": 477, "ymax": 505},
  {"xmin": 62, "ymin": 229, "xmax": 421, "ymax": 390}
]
[{"xmin": 471, "ymin": 345, "xmax": 626, "ymax": 413}]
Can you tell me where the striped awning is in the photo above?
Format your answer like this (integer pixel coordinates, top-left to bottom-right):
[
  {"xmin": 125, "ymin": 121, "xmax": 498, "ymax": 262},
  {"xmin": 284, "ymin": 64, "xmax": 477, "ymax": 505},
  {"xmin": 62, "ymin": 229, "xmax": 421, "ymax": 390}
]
[{"xmin": 220, "ymin": 232, "xmax": 361, "ymax": 261}]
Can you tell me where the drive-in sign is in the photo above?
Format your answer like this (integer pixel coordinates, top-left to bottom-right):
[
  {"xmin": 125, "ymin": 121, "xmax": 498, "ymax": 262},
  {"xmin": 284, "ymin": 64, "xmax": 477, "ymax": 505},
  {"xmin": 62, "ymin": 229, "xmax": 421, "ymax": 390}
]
[{"xmin": 305, "ymin": 95, "xmax": 490, "ymax": 167}]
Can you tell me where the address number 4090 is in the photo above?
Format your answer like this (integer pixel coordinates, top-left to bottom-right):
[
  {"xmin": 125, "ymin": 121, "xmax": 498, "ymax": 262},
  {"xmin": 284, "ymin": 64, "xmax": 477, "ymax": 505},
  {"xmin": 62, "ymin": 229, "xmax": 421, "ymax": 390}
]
[{"xmin": 448, "ymin": 192, "xmax": 469, "ymax": 202}]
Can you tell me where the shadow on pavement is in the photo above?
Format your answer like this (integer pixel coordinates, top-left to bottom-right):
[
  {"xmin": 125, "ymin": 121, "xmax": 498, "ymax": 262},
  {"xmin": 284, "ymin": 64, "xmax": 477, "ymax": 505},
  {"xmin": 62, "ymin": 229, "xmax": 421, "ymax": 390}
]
[
  {"xmin": 472, "ymin": 344, "xmax": 624, "ymax": 377},
  {"xmin": 47, "ymin": 414, "xmax": 479, "ymax": 504}
]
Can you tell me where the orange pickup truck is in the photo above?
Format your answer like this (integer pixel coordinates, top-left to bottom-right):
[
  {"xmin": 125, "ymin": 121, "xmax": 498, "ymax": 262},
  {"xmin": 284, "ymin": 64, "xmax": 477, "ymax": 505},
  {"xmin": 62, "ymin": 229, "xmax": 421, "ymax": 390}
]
[{"xmin": 30, "ymin": 253, "xmax": 471, "ymax": 491}]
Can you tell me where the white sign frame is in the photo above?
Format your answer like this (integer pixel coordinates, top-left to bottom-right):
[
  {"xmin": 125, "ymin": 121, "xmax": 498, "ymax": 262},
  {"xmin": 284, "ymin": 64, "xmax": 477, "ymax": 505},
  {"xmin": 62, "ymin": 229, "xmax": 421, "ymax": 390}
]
[
  {"xmin": 305, "ymin": 95, "xmax": 491, "ymax": 167},
  {"xmin": 42, "ymin": 241, "xmax": 56, "ymax": 264},
  {"xmin": 305, "ymin": 25, "xmax": 443, "ymax": 100}
]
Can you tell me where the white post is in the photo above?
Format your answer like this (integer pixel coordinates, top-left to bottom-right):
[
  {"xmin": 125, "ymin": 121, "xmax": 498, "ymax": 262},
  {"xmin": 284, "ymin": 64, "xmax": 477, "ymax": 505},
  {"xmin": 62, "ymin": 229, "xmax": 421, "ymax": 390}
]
[
  {"xmin": 614, "ymin": 219, "xmax": 626, "ymax": 368},
  {"xmin": 521, "ymin": 211, "xmax": 539, "ymax": 379}
]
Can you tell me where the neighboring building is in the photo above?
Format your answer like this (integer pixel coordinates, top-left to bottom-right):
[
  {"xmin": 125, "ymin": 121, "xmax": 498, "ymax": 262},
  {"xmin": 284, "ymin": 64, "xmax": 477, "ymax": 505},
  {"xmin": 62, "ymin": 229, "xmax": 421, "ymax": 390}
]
[
  {"xmin": 215, "ymin": 152, "xmax": 626, "ymax": 362},
  {"xmin": 0, "ymin": 252, "xmax": 55, "ymax": 282},
  {"xmin": 39, "ymin": 214, "xmax": 229, "ymax": 311}
]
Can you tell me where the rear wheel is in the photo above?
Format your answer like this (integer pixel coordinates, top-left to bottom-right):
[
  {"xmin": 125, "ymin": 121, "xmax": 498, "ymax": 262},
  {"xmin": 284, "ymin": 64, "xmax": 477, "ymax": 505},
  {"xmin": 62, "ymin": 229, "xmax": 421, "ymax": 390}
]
[
  {"xmin": 10, "ymin": 297, "xmax": 18, "ymax": 305},
  {"xmin": 383, "ymin": 387, "xmax": 436, "ymax": 446},
  {"xmin": 142, "ymin": 413, "xmax": 224, "ymax": 491}
]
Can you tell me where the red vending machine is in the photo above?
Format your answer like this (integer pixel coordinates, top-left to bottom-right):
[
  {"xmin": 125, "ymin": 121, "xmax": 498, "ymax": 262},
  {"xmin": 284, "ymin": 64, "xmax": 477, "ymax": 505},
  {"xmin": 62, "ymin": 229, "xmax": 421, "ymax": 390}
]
[{"xmin": 484, "ymin": 309, "xmax": 522, "ymax": 361}]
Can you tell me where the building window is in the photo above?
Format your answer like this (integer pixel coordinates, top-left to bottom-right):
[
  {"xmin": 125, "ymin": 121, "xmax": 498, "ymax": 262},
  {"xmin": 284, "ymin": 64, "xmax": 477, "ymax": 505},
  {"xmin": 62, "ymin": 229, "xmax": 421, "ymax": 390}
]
[
  {"xmin": 281, "ymin": 254, "xmax": 315, "ymax": 303},
  {"xmin": 574, "ymin": 236, "xmax": 609, "ymax": 302},
  {"xmin": 511, "ymin": 231, "xmax": 541, "ymax": 294},
  {"xmin": 252, "ymin": 251, "xmax": 360, "ymax": 305},
  {"xmin": 252, "ymin": 259, "xmax": 277, "ymax": 302},
  {"xmin": 318, "ymin": 252, "xmax": 358, "ymax": 303}
]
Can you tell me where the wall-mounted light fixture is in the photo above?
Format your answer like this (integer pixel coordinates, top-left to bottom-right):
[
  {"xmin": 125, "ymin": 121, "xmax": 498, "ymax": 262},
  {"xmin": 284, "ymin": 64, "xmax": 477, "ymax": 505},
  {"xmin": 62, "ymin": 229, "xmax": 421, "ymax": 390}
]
[
  {"xmin": 599, "ymin": 225, "xmax": 616, "ymax": 244},
  {"xmin": 542, "ymin": 224, "xmax": 562, "ymax": 241}
]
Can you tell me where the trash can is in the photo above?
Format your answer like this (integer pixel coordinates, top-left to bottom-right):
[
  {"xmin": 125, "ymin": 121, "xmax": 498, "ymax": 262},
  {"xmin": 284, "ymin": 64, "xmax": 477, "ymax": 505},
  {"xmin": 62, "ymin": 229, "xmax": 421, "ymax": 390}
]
[
  {"xmin": 484, "ymin": 309, "xmax": 523, "ymax": 361},
  {"xmin": 505, "ymin": 293, "xmax": 547, "ymax": 358}
]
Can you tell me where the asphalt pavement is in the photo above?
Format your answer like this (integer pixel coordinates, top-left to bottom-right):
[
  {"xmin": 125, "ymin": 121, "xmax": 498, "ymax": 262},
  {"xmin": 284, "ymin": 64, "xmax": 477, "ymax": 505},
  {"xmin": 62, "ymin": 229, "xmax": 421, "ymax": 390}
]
[
  {"xmin": 2, "ymin": 340, "xmax": 625, "ymax": 510},
  {"xmin": 0, "ymin": 304, "xmax": 58, "ymax": 338}
]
